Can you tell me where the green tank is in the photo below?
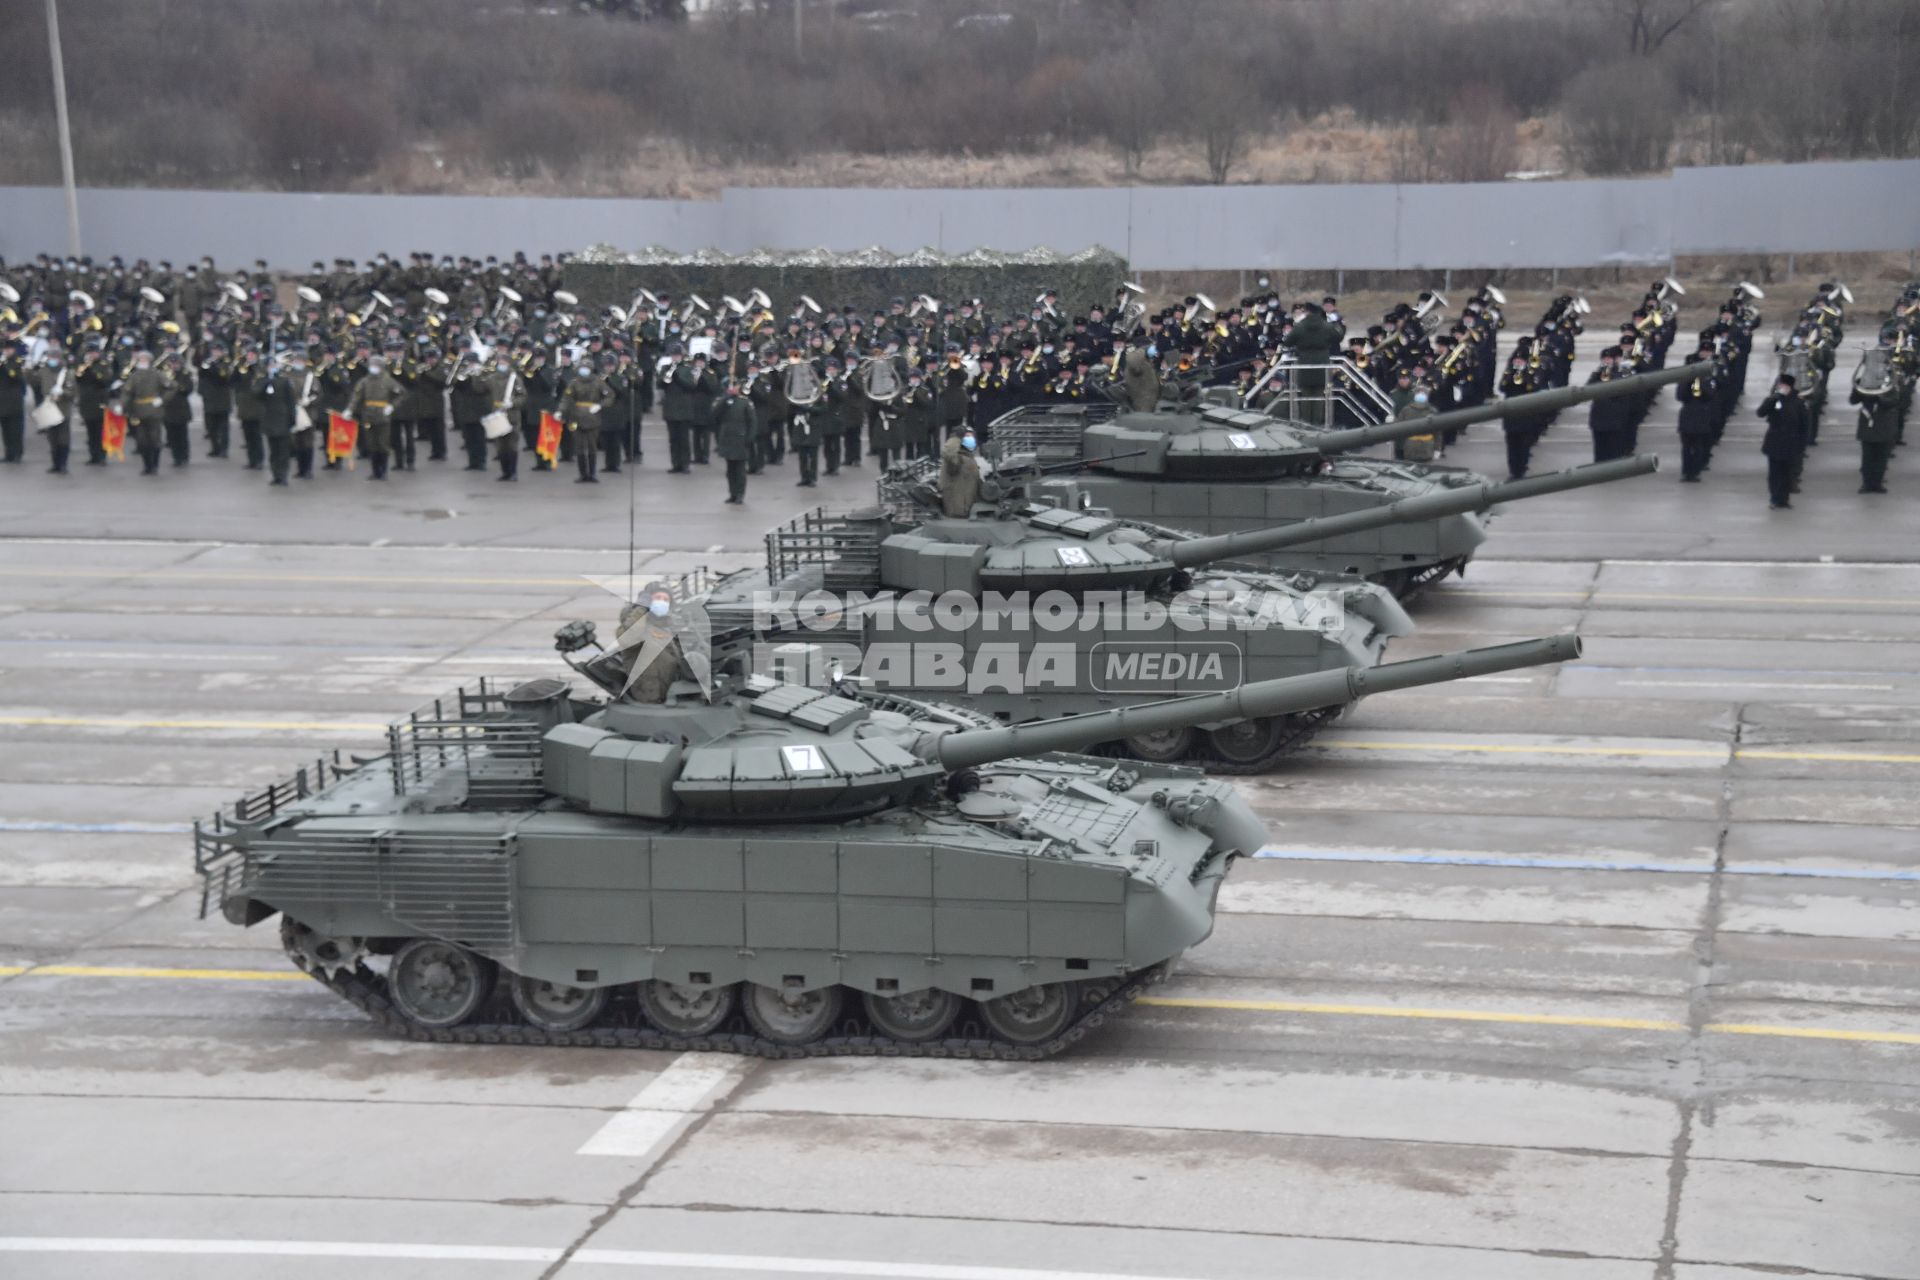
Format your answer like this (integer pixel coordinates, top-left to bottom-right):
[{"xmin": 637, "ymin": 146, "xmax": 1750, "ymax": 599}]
[
  {"xmin": 195, "ymin": 633, "xmax": 1579, "ymax": 1058},
  {"xmin": 988, "ymin": 363, "xmax": 1697, "ymax": 594},
  {"xmin": 702, "ymin": 454, "xmax": 1651, "ymax": 770}
]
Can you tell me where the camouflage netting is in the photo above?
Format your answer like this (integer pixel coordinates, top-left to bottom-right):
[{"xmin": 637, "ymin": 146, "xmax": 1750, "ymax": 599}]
[{"xmin": 565, "ymin": 245, "xmax": 1128, "ymax": 327}]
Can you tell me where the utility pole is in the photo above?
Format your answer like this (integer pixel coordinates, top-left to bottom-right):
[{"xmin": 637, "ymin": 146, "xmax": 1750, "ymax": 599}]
[
  {"xmin": 45, "ymin": 0, "xmax": 82, "ymax": 256},
  {"xmin": 793, "ymin": 0, "xmax": 803, "ymax": 61}
]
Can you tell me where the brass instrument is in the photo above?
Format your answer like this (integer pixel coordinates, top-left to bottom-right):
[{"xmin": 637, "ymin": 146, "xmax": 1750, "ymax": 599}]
[
  {"xmin": 1113, "ymin": 281, "xmax": 1147, "ymax": 337},
  {"xmin": 855, "ymin": 355, "xmax": 900, "ymax": 404},
  {"xmin": 423, "ymin": 287, "xmax": 451, "ymax": 330},
  {"xmin": 782, "ymin": 356, "xmax": 822, "ymax": 408},
  {"xmin": 491, "ymin": 286, "xmax": 523, "ymax": 326}
]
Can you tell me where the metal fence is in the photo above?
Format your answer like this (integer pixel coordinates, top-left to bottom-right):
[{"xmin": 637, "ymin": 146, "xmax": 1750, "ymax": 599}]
[{"xmin": 2, "ymin": 159, "xmax": 1914, "ymax": 271}]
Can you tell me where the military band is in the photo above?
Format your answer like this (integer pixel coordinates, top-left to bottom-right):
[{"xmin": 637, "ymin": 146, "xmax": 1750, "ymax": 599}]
[{"xmin": 2, "ymin": 253, "xmax": 1913, "ymax": 511}]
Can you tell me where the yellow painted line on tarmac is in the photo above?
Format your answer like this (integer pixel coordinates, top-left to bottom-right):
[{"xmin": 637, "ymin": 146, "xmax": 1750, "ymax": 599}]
[
  {"xmin": 1703, "ymin": 1021, "xmax": 1920, "ymax": 1046},
  {"xmin": 0, "ymin": 716, "xmax": 384, "ymax": 732},
  {"xmin": 5, "ymin": 969, "xmax": 1913, "ymax": 1045},
  {"xmin": 1137, "ymin": 996, "xmax": 1920, "ymax": 1046},
  {"xmin": 1451, "ymin": 588, "xmax": 1920, "ymax": 608},
  {"xmin": 18, "ymin": 964, "xmax": 309, "ymax": 982},
  {"xmin": 1735, "ymin": 748, "xmax": 1920, "ymax": 764},
  {"xmin": 0, "ymin": 568, "xmax": 597, "ymax": 588},
  {"xmin": 1323, "ymin": 740, "xmax": 1726, "ymax": 759},
  {"xmin": 1321, "ymin": 740, "xmax": 1920, "ymax": 765},
  {"xmin": 1138, "ymin": 995, "xmax": 1681, "ymax": 1032}
]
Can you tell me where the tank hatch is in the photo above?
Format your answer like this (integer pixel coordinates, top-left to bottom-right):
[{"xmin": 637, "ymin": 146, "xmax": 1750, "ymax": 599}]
[
  {"xmin": 675, "ymin": 737, "xmax": 942, "ymax": 819},
  {"xmin": 543, "ymin": 681, "xmax": 944, "ymax": 823},
  {"xmin": 1083, "ymin": 408, "xmax": 1323, "ymax": 481},
  {"xmin": 977, "ymin": 535, "xmax": 1170, "ymax": 594}
]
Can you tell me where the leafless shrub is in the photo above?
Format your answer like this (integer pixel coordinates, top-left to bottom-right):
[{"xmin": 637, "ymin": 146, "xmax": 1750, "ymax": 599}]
[{"xmin": 1561, "ymin": 59, "xmax": 1679, "ymax": 174}]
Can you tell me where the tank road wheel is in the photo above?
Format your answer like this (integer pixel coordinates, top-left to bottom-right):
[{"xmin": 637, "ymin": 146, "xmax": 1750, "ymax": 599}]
[
  {"xmin": 1122, "ymin": 726, "xmax": 1198, "ymax": 764},
  {"xmin": 639, "ymin": 980, "xmax": 736, "ymax": 1037},
  {"xmin": 387, "ymin": 939, "xmax": 496, "ymax": 1030},
  {"xmin": 509, "ymin": 975, "xmax": 610, "ymax": 1035},
  {"xmin": 1205, "ymin": 716, "xmax": 1289, "ymax": 769},
  {"xmin": 862, "ymin": 988, "xmax": 962, "ymax": 1043},
  {"xmin": 978, "ymin": 982, "xmax": 1076, "ymax": 1046},
  {"xmin": 743, "ymin": 983, "xmax": 844, "ymax": 1047}
]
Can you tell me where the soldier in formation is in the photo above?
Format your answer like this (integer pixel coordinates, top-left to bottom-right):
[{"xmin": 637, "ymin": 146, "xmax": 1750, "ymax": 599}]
[{"xmin": 5, "ymin": 254, "xmax": 1916, "ymax": 518}]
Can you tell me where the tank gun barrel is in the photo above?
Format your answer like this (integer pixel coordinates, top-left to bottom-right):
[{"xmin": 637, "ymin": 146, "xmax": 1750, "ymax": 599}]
[
  {"xmin": 1312, "ymin": 363, "xmax": 1699, "ymax": 453},
  {"xmin": 1159, "ymin": 455, "xmax": 1657, "ymax": 569},
  {"xmin": 930, "ymin": 636, "xmax": 1579, "ymax": 770}
]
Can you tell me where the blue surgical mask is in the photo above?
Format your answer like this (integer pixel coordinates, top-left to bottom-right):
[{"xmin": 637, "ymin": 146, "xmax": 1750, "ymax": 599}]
[
  {"xmin": 648, "ymin": 599, "xmax": 670, "ymax": 618},
  {"xmin": 961, "ymin": 433, "xmax": 976, "ymax": 451},
  {"xmin": 1413, "ymin": 391, "xmax": 1428, "ymax": 404}
]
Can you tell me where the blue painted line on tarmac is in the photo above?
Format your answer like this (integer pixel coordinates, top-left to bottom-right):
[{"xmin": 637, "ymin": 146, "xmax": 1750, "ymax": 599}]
[
  {"xmin": 1563, "ymin": 663, "xmax": 1920, "ymax": 677},
  {"xmin": 1252, "ymin": 847, "xmax": 1920, "ymax": 882},
  {"xmin": 0, "ymin": 820, "xmax": 194, "ymax": 834}
]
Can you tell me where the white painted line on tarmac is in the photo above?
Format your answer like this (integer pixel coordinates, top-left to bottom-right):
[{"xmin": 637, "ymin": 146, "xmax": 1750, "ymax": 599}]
[
  {"xmin": 576, "ymin": 1056, "xmax": 754, "ymax": 1159},
  {"xmin": 1618, "ymin": 679, "xmax": 1896, "ymax": 692},
  {"xmin": 0, "ymin": 1238, "xmax": 1214, "ymax": 1278},
  {"xmin": 1246, "ymin": 846, "xmax": 1920, "ymax": 881},
  {"xmin": 0, "ymin": 820, "xmax": 193, "ymax": 834}
]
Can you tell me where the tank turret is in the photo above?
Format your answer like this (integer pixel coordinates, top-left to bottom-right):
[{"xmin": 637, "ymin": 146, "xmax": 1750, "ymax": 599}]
[
  {"xmin": 840, "ymin": 454, "xmax": 1653, "ymax": 595},
  {"xmin": 1068, "ymin": 362, "xmax": 1699, "ymax": 480},
  {"xmin": 696, "ymin": 456, "xmax": 1647, "ymax": 770},
  {"xmin": 195, "ymin": 636, "xmax": 1580, "ymax": 1056},
  {"xmin": 982, "ymin": 364, "xmax": 1691, "ymax": 592},
  {"xmin": 1160, "ymin": 455, "xmax": 1655, "ymax": 570}
]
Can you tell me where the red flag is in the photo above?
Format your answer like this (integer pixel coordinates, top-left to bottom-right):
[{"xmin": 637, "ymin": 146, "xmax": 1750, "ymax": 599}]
[
  {"xmin": 536, "ymin": 410, "xmax": 564, "ymax": 463},
  {"xmin": 101, "ymin": 406, "xmax": 128, "ymax": 460},
  {"xmin": 326, "ymin": 412, "xmax": 359, "ymax": 466}
]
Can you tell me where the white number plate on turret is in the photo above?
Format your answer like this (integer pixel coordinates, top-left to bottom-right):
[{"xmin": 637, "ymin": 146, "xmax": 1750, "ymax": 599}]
[
  {"xmin": 1056, "ymin": 547, "xmax": 1093, "ymax": 566},
  {"xmin": 781, "ymin": 744, "xmax": 828, "ymax": 772},
  {"xmin": 1228, "ymin": 433, "xmax": 1257, "ymax": 450}
]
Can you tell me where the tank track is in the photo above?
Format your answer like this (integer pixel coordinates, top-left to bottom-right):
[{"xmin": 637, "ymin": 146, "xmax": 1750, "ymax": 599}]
[
  {"xmin": 286, "ymin": 927, "xmax": 1169, "ymax": 1062},
  {"xmin": 1191, "ymin": 706, "xmax": 1340, "ymax": 775}
]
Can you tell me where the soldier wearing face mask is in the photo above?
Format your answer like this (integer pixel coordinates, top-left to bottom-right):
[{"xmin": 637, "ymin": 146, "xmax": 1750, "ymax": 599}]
[
  {"xmin": 347, "ymin": 354, "xmax": 402, "ymax": 480},
  {"xmin": 565, "ymin": 358, "xmax": 611, "ymax": 484}
]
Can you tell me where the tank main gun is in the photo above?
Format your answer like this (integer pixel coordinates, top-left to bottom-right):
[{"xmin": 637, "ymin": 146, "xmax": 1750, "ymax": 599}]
[
  {"xmin": 1309, "ymin": 362, "xmax": 1699, "ymax": 453},
  {"xmin": 931, "ymin": 635, "xmax": 1577, "ymax": 769},
  {"xmin": 1157, "ymin": 455, "xmax": 1656, "ymax": 570}
]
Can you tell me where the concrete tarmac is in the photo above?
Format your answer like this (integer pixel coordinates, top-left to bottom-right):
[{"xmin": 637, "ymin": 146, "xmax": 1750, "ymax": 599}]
[{"xmin": 1, "ymin": 334, "xmax": 1916, "ymax": 1280}]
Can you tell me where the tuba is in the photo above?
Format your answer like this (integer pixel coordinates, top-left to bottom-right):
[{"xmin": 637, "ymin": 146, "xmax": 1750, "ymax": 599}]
[
  {"xmin": 782, "ymin": 356, "xmax": 822, "ymax": 408},
  {"xmin": 1853, "ymin": 346, "xmax": 1893, "ymax": 396},
  {"xmin": 856, "ymin": 355, "xmax": 900, "ymax": 404},
  {"xmin": 1113, "ymin": 281, "xmax": 1147, "ymax": 337}
]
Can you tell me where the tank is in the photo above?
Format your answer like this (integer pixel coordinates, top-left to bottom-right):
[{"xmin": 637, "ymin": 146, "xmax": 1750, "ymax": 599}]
[
  {"xmin": 194, "ymin": 633, "xmax": 1581, "ymax": 1058},
  {"xmin": 987, "ymin": 363, "xmax": 1699, "ymax": 594},
  {"xmin": 702, "ymin": 453, "xmax": 1652, "ymax": 770}
]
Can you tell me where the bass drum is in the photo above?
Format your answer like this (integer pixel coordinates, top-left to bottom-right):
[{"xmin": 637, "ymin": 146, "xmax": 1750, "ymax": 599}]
[{"xmin": 482, "ymin": 411, "xmax": 516, "ymax": 440}]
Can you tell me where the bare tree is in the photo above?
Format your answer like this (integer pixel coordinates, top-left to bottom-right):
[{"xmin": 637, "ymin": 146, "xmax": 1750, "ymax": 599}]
[
  {"xmin": 1435, "ymin": 85, "xmax": 1519, "ymax": 182},
  {"xmin": 1561, "ymin": 59, "xmax": 1679, "ymax": 173},
  {"xmin": 1190, "ymin": 63, "xmax": 1258, "ymax": 184},
  {"xmin": 1589, "ymin": 0, "xmax": 1721, "ymax": 56}
]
